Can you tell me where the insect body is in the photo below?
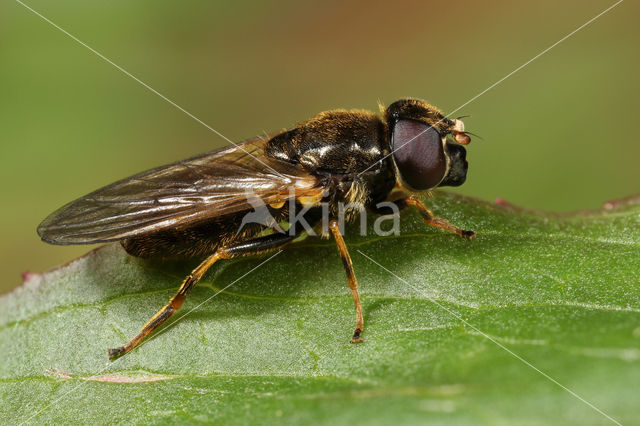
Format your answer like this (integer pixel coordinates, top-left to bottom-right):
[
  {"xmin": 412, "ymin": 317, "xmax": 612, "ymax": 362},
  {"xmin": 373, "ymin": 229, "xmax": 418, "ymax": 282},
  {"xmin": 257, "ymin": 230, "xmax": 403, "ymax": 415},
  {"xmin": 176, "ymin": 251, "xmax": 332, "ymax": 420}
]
[{"xmin": 37, "ymin": 98, "xmax": 474, "ymax": 359}]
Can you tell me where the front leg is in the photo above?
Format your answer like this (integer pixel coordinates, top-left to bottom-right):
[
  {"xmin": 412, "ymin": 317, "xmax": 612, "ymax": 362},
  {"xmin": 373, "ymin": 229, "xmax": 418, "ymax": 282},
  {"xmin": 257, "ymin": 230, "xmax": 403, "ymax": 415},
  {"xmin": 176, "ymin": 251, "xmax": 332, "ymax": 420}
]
[{"xmin": 405, "ymin": 196, "xmax": 475, "ymax": 240}]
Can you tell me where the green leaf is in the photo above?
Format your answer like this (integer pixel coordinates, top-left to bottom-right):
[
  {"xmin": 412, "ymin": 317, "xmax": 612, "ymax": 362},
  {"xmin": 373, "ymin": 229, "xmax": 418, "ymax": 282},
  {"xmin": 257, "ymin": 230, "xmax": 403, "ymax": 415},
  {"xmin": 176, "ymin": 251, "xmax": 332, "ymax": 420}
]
[{"xmin": 1, "ymin": 191, "xmax": 638, "ymax": 425}]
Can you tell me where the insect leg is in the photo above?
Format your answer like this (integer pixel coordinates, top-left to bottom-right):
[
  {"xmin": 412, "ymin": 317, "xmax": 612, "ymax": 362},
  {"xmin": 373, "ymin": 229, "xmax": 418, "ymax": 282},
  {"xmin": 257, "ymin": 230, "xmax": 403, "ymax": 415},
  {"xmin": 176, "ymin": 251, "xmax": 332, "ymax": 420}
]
[
  {"xmin": 405, "ymin": 196, "xmax": 475, "ymax": 239},
  {"xmin": 108, "ymin": 231, "xmax": 298, "ymax": 360},
  {"xmin": 328, "ymin": 218, "xmax": 364, "ymax": 343}
]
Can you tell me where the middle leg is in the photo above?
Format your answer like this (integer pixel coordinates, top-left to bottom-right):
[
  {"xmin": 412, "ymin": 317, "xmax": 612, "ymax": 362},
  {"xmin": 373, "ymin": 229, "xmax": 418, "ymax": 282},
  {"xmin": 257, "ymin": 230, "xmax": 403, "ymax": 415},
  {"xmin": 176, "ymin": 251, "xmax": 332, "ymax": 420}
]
[{"xmin": 329, "ymin": 218, "xmax": 364, "ymax": 343}]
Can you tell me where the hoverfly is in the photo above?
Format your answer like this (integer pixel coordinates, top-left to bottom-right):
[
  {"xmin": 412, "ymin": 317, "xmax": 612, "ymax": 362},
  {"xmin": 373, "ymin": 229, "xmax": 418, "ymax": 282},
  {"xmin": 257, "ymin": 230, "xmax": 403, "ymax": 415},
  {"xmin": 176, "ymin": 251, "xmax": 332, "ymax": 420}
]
[{"xmin": 38, "ymin": 98, "xmax": 474, "ymax": 359}]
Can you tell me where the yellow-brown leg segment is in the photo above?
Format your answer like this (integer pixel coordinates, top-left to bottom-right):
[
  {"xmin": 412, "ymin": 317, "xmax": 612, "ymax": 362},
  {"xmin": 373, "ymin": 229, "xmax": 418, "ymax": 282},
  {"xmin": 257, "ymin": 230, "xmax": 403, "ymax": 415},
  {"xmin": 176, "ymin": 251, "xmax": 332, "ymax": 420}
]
[
  {"xmin": 108, "ymin": 231, "xmax": 299, "ymax": 360},
  {"xmin": 107, "ymin": 250, "xmax": 226, "ymax": 360},
  {"xmin": 405, "ymin": 196, "xmax": 475, "ymax": 240},
  {"xmin": 329, "ymin": 219, "xmax": 364, "ymax": 343}
]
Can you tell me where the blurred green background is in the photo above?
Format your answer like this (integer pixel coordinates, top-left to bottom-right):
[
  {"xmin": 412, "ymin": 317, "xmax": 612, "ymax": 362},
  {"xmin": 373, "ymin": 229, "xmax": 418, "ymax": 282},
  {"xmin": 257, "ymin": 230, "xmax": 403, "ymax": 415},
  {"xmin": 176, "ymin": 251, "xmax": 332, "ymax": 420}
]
[{"xmin": 1, "ymin": 0, "xmax": 638, "ymax": 295}]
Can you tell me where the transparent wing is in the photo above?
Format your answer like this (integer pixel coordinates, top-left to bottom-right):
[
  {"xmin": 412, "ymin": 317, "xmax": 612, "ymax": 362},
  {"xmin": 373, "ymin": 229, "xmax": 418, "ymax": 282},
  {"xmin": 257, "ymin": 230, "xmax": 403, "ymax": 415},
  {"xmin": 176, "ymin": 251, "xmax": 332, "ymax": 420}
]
[{"xmin": 38, "ymin": 135, "xmax": 322, "ymax": 244}]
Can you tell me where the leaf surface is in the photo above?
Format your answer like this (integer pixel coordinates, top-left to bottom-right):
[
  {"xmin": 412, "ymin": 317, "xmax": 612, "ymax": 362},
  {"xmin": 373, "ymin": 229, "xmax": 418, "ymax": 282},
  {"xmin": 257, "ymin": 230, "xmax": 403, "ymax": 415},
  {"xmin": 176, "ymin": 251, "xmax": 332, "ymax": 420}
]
[{"xmin": 1, "ymin": 192, "xmax": 639, "ymax": 425}]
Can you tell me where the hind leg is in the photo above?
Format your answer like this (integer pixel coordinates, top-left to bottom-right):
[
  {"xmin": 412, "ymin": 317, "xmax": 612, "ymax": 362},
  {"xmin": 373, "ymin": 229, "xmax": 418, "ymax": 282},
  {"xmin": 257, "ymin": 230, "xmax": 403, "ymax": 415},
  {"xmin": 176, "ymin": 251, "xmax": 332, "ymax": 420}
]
[{"xmin": 108, "ymin": 231, "xmax": 296, "ymax": 360}]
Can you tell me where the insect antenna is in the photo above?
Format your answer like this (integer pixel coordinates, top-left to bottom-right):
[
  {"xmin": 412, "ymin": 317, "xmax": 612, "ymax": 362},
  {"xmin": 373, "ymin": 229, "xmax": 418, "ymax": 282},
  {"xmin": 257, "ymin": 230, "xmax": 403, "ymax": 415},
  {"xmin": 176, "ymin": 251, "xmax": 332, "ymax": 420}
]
[{"xmin": 464, "ymin": 130, "xmax": 484, "ymax": 141}]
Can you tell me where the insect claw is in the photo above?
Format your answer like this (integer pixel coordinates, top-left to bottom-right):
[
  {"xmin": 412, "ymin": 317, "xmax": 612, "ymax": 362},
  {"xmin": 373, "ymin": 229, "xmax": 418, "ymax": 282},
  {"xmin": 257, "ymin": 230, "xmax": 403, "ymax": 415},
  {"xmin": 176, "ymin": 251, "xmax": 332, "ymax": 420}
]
[
  {"xmin": 350, "ymin": 329, "xmax": 363, "ymax": 343},
  {"xmin": 461, "ymin": 230, "xmax": 476, "ymax": 240},
  {"xmin": 107, "ymin": 347, "xmax": 126, "ymax": 360}
]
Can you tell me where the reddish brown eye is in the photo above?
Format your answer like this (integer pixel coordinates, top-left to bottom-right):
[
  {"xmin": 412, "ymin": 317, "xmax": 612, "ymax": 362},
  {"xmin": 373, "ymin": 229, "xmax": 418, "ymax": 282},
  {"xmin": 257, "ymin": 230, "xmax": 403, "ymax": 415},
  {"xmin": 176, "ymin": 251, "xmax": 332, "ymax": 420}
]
[{"xmin": 392, "ymin": 120, "xmax": 446, "ymax": 190}]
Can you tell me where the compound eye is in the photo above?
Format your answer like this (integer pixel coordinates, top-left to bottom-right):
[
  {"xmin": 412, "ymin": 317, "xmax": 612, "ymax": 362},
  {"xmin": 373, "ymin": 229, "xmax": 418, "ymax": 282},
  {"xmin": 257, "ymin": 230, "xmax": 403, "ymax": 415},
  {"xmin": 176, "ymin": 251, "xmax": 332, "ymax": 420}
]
[{"xmin": 392, "ymin": 120, "xmax": 446, "ymax": 190}]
